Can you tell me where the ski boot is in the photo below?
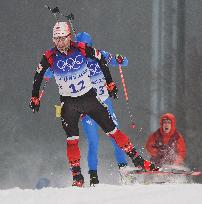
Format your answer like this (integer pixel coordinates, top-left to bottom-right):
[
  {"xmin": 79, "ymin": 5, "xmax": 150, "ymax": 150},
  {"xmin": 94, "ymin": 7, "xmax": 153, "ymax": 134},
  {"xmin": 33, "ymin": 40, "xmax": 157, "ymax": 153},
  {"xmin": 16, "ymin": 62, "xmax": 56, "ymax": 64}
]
[
  {"xmin": 71, "ymin": 166, "xmax": 84, "ymax": 187},
  {"xmin": 89, "ymin": 170, "xmax": 99, "ymax": 186},
  {"xmin": 72, "ymin": 174, "xmax": 84, "ymax": 187},
  {"xmin": 127, "ymin": 147, "xmax": 159, "ymax": 171}
]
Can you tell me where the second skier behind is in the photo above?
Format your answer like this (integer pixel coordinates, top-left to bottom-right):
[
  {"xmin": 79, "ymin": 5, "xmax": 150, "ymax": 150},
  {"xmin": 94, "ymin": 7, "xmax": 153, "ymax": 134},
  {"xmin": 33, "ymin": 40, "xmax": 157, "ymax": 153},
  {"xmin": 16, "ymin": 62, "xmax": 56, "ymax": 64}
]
[{"xmin": 76, "ymin": 32, "xmax": 131, "ymax": 186}]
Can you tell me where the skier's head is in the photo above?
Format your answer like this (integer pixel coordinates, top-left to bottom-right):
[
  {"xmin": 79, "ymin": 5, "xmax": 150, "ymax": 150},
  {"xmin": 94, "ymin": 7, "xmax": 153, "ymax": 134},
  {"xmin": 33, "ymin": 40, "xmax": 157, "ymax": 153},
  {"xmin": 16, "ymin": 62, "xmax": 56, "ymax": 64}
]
[
  {"xmin": 52, "ymin": 22, "xmax": 72, "ymax": 52},
  {"xmin": 75, "ymin": 32, "xmax": 93, "ymax": 46},
  {"xmin": 160, "ymin": 113, "xmax": 176, "ymax": 135},
  {"xmin": 53, "ymin": 22, "xmax": 71, "ymax": 37}
]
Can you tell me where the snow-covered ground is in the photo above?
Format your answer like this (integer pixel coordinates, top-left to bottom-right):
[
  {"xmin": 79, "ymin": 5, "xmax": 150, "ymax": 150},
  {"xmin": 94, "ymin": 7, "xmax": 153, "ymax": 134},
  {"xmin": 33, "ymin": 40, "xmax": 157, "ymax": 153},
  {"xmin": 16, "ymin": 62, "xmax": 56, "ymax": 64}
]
[{"xmin": 0, "ymin": 184, "xmax": 202, "ymax": 204}]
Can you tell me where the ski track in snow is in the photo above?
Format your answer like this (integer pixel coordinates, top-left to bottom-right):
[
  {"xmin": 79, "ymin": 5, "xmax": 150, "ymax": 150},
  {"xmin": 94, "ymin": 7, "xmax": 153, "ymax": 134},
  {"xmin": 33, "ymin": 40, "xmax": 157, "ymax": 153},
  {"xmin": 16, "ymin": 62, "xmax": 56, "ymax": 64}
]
[{"xmin": 0, "ymin": 184, "xmax": 202, "ymax": 204}]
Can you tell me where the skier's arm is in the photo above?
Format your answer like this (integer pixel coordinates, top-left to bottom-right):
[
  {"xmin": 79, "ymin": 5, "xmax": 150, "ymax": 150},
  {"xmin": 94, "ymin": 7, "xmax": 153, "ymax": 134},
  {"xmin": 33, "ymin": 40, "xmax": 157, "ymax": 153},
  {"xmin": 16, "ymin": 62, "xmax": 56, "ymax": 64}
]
[
  {"xmin": 88, "ymin": 48, "xmax": 119, "ymax": 99},
  {"xmin": 91, "ymin": 51, "xmax": 118, "ymax": 99},
  {"xmin": 73, "ymin": 41, "xmax": 114, "ymax": 84},
  {"xmin": 85, "ymin": 46, "xmax": 113, "ymax": 84},
  {"xmin": 32, "ymin": 55, "xmax": 50, "ymax": 97},
  {"xmin": 74, "ymin": 42, "xmax": 118, "ymax": 98},
  {"xmin": 30, "ymin": 54, "xmax": 50, "ymax": 113}
]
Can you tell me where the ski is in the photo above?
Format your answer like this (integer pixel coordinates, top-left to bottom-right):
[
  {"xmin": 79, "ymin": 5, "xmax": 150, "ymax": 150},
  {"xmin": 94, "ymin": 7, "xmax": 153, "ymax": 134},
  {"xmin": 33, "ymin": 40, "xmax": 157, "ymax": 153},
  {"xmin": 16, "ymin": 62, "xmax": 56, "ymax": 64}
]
[{"xmin": 127, "ymin": 169, "xmax": 201, "ymax": 176}]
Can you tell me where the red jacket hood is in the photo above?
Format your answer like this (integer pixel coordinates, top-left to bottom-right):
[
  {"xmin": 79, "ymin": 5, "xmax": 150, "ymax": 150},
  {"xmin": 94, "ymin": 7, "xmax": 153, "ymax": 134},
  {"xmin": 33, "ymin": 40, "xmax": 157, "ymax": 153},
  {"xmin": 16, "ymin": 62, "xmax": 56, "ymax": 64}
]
[{"xmin": 160, "ymin": 113, "xmax": 176, "ymax": 137}]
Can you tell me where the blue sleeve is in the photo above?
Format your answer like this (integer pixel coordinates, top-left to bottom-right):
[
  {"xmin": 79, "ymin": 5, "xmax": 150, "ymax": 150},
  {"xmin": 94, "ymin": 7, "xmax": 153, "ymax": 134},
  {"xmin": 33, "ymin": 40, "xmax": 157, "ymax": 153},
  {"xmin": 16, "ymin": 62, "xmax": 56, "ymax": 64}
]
[
  {"xmin": 44, "ymin": 68, "xmax": 54, "ymax": 80},
  {"xmin": 100, "ymin": 50, "xmax": 112, "ymax": 65},
  {"xmin": 100, "ymin": 50, "xmax": 128, "ymax": 67}
]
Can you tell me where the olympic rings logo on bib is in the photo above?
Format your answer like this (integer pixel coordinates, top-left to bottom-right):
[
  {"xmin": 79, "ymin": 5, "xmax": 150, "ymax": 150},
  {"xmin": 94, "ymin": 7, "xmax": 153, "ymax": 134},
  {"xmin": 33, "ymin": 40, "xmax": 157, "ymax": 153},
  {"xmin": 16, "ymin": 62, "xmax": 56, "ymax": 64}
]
[
  {"xmin": 57, "ymin": 55, "xmax": 85, "ymax": 72},
  {"xmin": 88, "ymin": 61, "xmax": 102, "ymax": 76}
]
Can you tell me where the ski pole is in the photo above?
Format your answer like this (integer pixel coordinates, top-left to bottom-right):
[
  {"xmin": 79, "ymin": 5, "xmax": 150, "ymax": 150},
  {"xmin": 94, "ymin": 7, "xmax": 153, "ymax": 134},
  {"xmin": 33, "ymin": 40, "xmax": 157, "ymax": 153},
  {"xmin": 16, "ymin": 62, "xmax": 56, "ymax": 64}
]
[
  {"xmin": 118, "ymin": 63, "xmax": 136, "ymax": 129},
  {"xmin": 38, "ymin": 5, "xmax": 60, "ymax": 102},
  {"xmin": 39, "ymin": 79, "xmax": 49, "ymax": 101},
  {"xmin": 118, "ymin": 63, "xmax": 128, "ymax": 101}
]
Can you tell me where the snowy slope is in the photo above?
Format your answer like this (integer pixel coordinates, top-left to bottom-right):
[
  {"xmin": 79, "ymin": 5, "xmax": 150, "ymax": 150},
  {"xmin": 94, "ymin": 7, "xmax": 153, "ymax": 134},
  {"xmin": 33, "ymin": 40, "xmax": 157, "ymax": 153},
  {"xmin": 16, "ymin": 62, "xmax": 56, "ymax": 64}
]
[{"xmin": 0, "ymin": 184, "xmax": 202, "ymax": 204}]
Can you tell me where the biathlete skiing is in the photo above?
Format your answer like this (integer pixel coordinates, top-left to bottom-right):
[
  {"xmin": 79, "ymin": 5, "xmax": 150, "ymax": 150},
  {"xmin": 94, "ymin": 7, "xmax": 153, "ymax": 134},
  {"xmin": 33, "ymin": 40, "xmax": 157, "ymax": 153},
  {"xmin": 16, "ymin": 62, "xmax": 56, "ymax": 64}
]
[{"xmin": 30, "ymin": 21, "xmax": 158, "ymax": 187}]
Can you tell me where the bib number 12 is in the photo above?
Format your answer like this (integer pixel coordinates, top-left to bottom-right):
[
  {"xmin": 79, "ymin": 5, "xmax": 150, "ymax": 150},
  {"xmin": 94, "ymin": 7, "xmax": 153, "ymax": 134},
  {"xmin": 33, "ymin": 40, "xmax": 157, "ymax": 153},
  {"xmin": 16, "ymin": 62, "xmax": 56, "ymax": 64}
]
[{"xmin": 69, "ymin": 80, "xmax": 86, "ymax": 93}]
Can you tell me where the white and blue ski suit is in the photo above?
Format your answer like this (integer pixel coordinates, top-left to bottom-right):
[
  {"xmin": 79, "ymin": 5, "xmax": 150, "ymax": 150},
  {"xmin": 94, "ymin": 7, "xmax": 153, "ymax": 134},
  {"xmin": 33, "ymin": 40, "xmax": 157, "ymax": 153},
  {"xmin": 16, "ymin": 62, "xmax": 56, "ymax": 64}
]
[{"xmin": 44, "ymin": 50, "xmax": 129, "ymax": 170}]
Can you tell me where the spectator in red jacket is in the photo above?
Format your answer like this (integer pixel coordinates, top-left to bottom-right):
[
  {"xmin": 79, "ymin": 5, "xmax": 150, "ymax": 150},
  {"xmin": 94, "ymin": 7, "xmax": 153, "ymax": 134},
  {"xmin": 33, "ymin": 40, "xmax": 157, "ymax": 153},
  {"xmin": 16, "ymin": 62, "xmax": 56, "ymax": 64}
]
[{"xmin": 145, "ymin": 113, "xmax": 186, "ymax": 167}]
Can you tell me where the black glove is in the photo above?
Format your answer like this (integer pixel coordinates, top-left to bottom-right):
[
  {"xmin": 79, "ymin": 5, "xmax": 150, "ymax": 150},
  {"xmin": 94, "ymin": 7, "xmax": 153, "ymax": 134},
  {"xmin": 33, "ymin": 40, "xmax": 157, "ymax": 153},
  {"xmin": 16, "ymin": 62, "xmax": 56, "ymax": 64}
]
[
  {"xmin": 115, "ymin": 54, "xmax": 124, "ymax": 64},
  {"xmin": 106, "ymin": 82, "xmax": 118, "ymax": 99},
  {"xmin": 29, "ymin": 97, "xmax": 40, "ymax": 113}
]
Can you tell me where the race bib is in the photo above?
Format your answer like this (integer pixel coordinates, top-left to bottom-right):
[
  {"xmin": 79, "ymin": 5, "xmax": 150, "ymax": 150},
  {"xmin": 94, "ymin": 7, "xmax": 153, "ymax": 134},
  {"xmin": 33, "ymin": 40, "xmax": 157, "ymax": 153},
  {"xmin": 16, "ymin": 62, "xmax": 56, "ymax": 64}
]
[
  {"xmin": 87, "ymin": 60, "xmax": 109, "ymax": 101},
  {"xmin": 53, "ymin": 51, "xmax": 92, "ymax": 97}
]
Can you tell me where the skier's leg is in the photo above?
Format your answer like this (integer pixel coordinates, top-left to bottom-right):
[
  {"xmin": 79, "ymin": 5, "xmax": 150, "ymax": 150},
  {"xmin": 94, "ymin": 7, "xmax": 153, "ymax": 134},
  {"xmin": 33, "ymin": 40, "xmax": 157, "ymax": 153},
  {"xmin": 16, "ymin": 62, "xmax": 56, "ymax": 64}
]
[
  {"xmin": 81, "ymin": 115, "xmax": 99, "ymax": 170},
  {"xmin": 60, "ymin": 99, "xmax": 84, "ymax": 187},
  {"xmin": 81, "ymin": 115, "xmax": 100, "ymax": 185},
  {"xmin": 84, "ymin": 96, "xmax": 158, "ymax": 171},
  {"xmin": 104, "ymin": 98, "xmax": 127, "ymax": 166},
  {"xmin": 108, "ymin": 129, "xmax": 158, "ymax": 171}
]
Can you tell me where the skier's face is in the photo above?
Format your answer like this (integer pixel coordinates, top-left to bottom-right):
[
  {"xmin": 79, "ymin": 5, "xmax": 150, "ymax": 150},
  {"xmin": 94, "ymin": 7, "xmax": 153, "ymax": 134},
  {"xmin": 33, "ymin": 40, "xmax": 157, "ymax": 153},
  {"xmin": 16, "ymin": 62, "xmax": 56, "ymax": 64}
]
[
  {"xmin": 162, "ymin": 119, "xmax": 171, "ymax": 133},
  {"xmin": 53, "ymin": 33, "xmax": 72, "ymax": 53}
]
